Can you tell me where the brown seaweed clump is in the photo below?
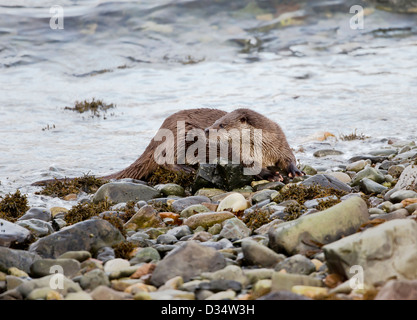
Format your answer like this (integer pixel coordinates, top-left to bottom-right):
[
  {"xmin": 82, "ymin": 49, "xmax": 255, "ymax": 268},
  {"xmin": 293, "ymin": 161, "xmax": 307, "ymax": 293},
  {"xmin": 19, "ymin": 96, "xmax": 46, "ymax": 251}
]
[
  {"xmin": 64, "ymin": 98, "xmax": 115, "ymax": 118},
  {"xmin": 242, "ymin": 208, "xmax": 275, "ymax": 230},
  {"xmin": 339, "ymin": 129, "xmax": 369, "ymax": 141},
  {"xmin": 37, "ymin": 175, "xmax": 108, "ymax": 198},
  {"xmin": 64, "ymin": 200, "xmax": 112, "ymax": 225},
  {"xmin": 283, "ymin": 203, "xmax": 307, "ymax": 221},
  {"xmin": 113, "ymin": 241, "xmax": 137, "ymax": 260},
  {"xmin": 147, "ymin": 166, "xmax": 195, "ymax": 189},
  {"xmin": 0, "ymin": 190, "xmax": 30, "ymax": 222},
  {"xmin": 273, "ymin": 184, "xmax": 347, "ymax": 205}
]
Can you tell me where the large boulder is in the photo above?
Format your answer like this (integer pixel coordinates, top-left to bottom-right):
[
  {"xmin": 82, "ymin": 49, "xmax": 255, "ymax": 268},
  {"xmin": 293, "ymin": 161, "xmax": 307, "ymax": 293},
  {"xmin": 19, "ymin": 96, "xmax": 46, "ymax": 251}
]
[
  {"xmin": 29, "ymin": 219, "xmax": 125, "ymax": 258},
  {"xmin": 269, "ymin": 197, "xmax": 369, "ymax": 255},
  {"xmin": 323, "ymin": 219, "xmax": 417, "ymax": 285},
  {"xmin": 151, "ymin": 241, "xmax": 226, "ymax": 287},
  {"xmin": 93, "ymin": 182, "xmax": 161, "ymax": 204}
]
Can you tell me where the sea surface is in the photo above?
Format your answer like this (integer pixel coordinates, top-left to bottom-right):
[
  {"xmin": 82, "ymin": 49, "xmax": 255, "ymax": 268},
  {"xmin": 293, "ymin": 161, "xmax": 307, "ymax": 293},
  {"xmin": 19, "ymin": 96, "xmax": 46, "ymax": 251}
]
[{"xmin": 0, "ymin": 0, "xmax": 416, "ymax": 207}]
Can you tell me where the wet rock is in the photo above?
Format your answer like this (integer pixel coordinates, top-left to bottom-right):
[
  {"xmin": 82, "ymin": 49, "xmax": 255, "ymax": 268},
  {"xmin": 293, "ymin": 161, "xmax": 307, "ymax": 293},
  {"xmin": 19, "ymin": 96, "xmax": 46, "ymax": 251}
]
[
  {"xmin": 359, "ymin": 178, "xmax": 388, "ymax": 194},
  {"xmin": 251, "ymin": 190, "xmax": 278, "ymax": 204},
  {"xmin": 349, "ymin": 155, "xmax": 388, "ymax": 164},
  {"xmin": 198, "ymin": 279, "xmax": 242, "ymax": 292},
  {"xmin": 183, "ymin": 211, "xmax": 235, "ymax": 230},
  {"xmin": 0, "ymin": 247, "xmax": 41, "ymax": 274},
  {"xmin": 205, "ymin": 290, "xmax": 236, "ymax": 300},
  {"xmin": 154, "ymin": 183, "xmax": 185, "ymax": 197},
  {"xmin": 388, "ymin": 165, "xmax": 405, "ymax": 178},
  {"xmin": 241, "ymin": 239, "xmax": 285, "ymax": 268},
  {"xmin": 300, "ymin": 174, "xmax": 351, "ymax": 192},
  {"xmin": 346, "ymin": 160, "xmax": 370, "ymax": 172},
  {"xmin": 90, "ymin": 285, "xmax": 132, "ymax": 300},
  {"xmin": 395, "ymin": 165, "xmax": 417, "ymax": 190},
  {"xmin": 79, "ymin": 269, "xmax": 110, "ymax": 291},
  {"xmin": 389, "ymin": 190, "xmax": 417, "ymax": 203},
  {"xmin": 149, "ymin": 289, "xmax": 195, "ymax": 300},
  {"xmin": 27, "ymin": 288, "xmax": 63, "ymax": 300},
  {"xmin": 15, "ymin": 219, "xmax": 54, "ymax": 237},
  {"xmin": 29, "ymin": 219, "xmax": 125, "ymax": 258},
  {"xmin": 217, "ymin": 193, "xmax": 248, "ymax": 212},
  {"xmin": 269, "ymin": 197, "xmax": 369, "ymax": 255},
  {"xmin": 313, "ymin": 149, "xmax": 343, "ymax": 157},
  {"xmin": 166, "ymin": 225, "xmax": 192, "ymax": 239},
  {"xmin": 257, "ymin": 290, "xmax": 311, "ymax": 300},
  {"xmin": 171, "ymin": 196, "xmax": 211, "ymax": 213},
  {"xmin": 271, "ymin": 272, "xmax": 323, "ymax": 292},
  {"xmin": 201, "ymin": 265, "xmax": 248, "ymax": 287},
  {"xmin": 65, "ymin": 291, "xmax": 93, "ymax": 300},
  {"xmin": 124, "ymin": 205, "xmax": 165, "ymax": 231},
  {"xmin": 18, "ymin": 207, "xmax": 51, "ymax": 222},
  {"xmin": 151, "ymin": 241, "xmax": 226, "ymax": 287},
  {"xmin": 96, "ymin": 247, "xmax": 115, "ymax": 263},
  {"xmin": 193, "ymin": 162, "xmax": 255, "ymax": 192},
  {"xmin": 30, "ymin": 258, "xmax": 80, "ymax": 278},
  {"xmin": 130, "ymin": 247, "xmax": 161, "ymax": 265},
  {"xmin": 291, "ymin": 285, "xmax": 328, "ymax": 299},
  {"xmin": 0, "ymin": 219, "xmax": 32, "ymax": 248},
  {"xmin": 369, "ymin": 149, "xmax": 397, "ymax": 157},
  {"xmin": 254, "ymin": 181, "xmax": 285, "ymax": 192},
  {"xmin": 104, "ymin": 258, "xmax": 130, "ymax": 274},
  {"xmin": 156, "ymin": 234, "xmax": 177, "ymax": 244},
  {"xmin": 304, "ymin": 196, "xmax": 338, "ymax": 209},
  {"xmin": 351, "ymin": 167, "xmax": 385, "ymax": 186},
  {"xmin": 325, "ymin": 172, "xmax": 351, "ymax": 184},
  {"xmin": 16, "ymin": 274, "xmax": 82, "ymax": 298},
  {"xmin": 180, "ymin": 204, "xmax": 210, "ymax": 218},
  {"xmin": 323, "ymin": 219, "xmax": 417, "ymax": 285},
  {"xmin": 58, "ymin": 251, "xmax": 91, "ymax": 262},
  {"xmin": 274, "ymin": 254, "xmax": 316, "ymax": 275},
  {"xmin": 219, "ymin": 218, "xmax": 251, "ymax": 240},
  {"xmin": 93, "ymin": 182, "xmax": 161, "ymax": 204},
  {"xmin": 375, "ymin": 280, "xmax": 417, "ymax": 300}
]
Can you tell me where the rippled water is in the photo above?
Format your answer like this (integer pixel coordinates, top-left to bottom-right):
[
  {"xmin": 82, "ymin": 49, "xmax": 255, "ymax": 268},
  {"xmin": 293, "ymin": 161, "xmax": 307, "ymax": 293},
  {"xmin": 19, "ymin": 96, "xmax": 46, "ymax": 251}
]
[{"xmin": 1, "ymin": 0, "xmax": 417, "ymax": 207}]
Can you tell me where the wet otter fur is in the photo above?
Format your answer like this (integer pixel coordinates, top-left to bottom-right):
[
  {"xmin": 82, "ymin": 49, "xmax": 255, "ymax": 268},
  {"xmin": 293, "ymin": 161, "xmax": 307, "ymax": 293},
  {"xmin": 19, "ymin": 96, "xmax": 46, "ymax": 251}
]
[{"xmin": 32, "ymin": 108, "xmax": 303, "ymax": 186}]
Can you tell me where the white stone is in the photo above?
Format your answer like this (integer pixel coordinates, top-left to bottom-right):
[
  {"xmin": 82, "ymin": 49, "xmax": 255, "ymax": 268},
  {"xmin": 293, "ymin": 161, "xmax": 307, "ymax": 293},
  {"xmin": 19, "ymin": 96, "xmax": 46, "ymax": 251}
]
[{"xmin": 216, "ymin": 193, "xmax": 248, "ymax": 212}]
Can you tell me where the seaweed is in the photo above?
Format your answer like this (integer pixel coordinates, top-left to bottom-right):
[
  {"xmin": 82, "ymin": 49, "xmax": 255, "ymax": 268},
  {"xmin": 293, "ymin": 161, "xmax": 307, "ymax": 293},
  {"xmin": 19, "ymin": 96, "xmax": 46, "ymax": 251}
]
[
  {"xmin": 283, "ymin": 203, "xmax": 307, "ymax": 221},
  {"xmin": 339, "ymin": 129, "xmax": 369, "ymax": 141},
  {"xmin": 316, "ymin": 198, "xmax": 341, "ymax": 211},
  {"xmin": 147, "ymin": 166, "xmax": 195, "ymax": 189},
  {"xmin": 242, "ymin": 208, "xmax": 274, "ymax": 230},
  {"xmin": 273, "ymin": 184, "xmax": 348, "ymax": 205},
  {"xmin": 36, "ymin": 174, "xmax": 108, "ymax": 198},
  {"xmin": 64, "ymin": 98, "xmax": 115, "ymax": 118},
  {"xmin": 0, "ymin": 190, "xmax": 29, "ymax": 222},
  {"xmin": 64, "ymin": 200, "xmax": 112, "ymax": 225},
  {"xmin": 102, "ymin": 214, "xmax": 126, "ymax": 236},
  {"xmin": 112, "ymin": 241, "xmax": 137, "ymax": 260}
]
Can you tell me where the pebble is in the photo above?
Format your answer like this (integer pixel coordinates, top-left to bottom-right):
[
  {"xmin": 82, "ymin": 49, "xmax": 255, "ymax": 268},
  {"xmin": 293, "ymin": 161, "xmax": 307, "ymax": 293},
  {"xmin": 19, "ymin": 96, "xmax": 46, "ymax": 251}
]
[
  {"xmin": 359, "ymin": 178, "xmax": 388, "ymax": 194},
  {"xmin": 93, "ymin": 182, "xmax": 161, "ymax": 204},
  {"xmin": 0, "ymin": 219, "xmax": 32, "ymax": 248},
  {"xmin": 275, "ymin": 254, "xmax": 316, "ymax": 275},
  {"xmin": 124, "ymin": 205, "xmax": 165, "ymax": 231},
  {"xmin": 104, "ymin": 258, "xmax": 130, "ymax": 274},
  {"xmin": 171, "ymin": 196, "xmax": 211, "ymax": 213},
  {"xmin": 15, "ymin": 219, "xmax": 54, "ymax": 237},
  {"xmin": 351, "ymin": 167, "xmax": 386, "ymax": 186},
  {"xmin": 155, "ymin": 183, "xmax": 185, "ymax": 197},
  {"xmin": 241, "ymin": 239, "xmax": 285, "ymax": 268},
  {"xmin": 291, "ymin": 285, "xmax": 328, "ymax": 299},
  {"xmin": 18, "ymin": 207, "xmax": 51, "ymax": 222},
  {"xmin": 130, "ymin": 247, "xmax": 160, "ymax": 264},
  {"xmin": 90, "ymin": 285, "xmax": 132, "ymax": 300},
  {"xmin": 58, "ymin": 251, "xmax": 91, "ymax": 262},
  {"xmin": 346, "ymin": 160, "xmax": 370, "ymax": 172},
  {"xmin": 219, "ymin": 218, "xmax": 251, "ymax": 240},
  {"xmin": 183, "ymin": 211, "xmax": 235, "ymax": 229},
  {"xmin": 389, "ymin": 190, "xmax": 417, "ymax": 203},
  {"xmin": 216, "ymin": 193, "xmax": 248, "ymax": 212},
  {"xmin": 179, "ymin": 205, "xmax": 210, "ymax": 220},
  {"xmin": 205, "ymin": 290, "xmax": 236, "ymax": 300},
  {"xmin": 30, "ymin": 258, "xmax": 80, "ymax": 278},
  {"xmin": 313, "ymin": 149, "xmax": 344, "ymax": 157}
]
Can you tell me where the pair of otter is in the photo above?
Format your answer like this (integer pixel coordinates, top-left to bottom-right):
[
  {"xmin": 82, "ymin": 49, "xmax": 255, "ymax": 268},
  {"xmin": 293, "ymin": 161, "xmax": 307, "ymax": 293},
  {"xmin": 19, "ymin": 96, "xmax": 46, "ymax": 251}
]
[{"xmin": 33, "ymin": 108, "xmax": 303, "ymax": 185}]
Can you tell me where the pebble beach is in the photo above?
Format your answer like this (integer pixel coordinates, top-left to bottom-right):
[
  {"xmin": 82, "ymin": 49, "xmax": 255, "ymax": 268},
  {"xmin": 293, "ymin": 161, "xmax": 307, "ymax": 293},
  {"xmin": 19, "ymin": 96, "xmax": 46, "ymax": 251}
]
[{"xmin": 1, "ymin": 0, "xmax": 417, "ymax": 302}]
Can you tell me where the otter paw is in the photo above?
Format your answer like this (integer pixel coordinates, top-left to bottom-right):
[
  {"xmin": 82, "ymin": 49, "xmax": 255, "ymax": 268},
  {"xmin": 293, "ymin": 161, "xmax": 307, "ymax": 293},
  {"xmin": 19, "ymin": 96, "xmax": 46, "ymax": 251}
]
[{"xmin": 287, "ymin": 163, "xmax": 305, "ymax": 178}]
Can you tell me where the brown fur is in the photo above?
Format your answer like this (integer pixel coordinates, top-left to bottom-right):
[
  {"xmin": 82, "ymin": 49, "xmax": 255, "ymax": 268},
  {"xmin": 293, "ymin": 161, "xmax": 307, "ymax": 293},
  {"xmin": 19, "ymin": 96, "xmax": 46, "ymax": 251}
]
[{"xmin": 33, "ymin": 108, "xmax": 302, "ymax": 186}]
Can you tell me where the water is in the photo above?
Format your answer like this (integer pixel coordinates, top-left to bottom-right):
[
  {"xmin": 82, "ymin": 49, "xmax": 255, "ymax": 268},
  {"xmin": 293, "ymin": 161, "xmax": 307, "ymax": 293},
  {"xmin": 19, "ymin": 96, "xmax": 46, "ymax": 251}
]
[{"xmin": 1, "ymin": 0, "xmax": 417, "ymax": 207}]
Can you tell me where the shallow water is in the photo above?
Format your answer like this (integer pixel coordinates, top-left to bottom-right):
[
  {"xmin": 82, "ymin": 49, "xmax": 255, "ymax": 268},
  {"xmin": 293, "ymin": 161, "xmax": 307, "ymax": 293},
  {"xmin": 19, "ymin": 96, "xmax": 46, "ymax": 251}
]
[{"xmin": 1, "ymin": 0, "xmax": 417, "ymax": 207}]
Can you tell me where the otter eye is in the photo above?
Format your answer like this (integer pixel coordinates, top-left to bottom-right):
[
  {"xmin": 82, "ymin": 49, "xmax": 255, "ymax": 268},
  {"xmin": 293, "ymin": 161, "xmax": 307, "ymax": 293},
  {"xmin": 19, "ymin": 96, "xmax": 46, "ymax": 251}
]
[
  {"xmin": 240, "ymin": 116, "xmax": 247, "ymax": 123},
  {"xmin": 219, "ymin": 124, "xmax": 224, "ymax": 129}
]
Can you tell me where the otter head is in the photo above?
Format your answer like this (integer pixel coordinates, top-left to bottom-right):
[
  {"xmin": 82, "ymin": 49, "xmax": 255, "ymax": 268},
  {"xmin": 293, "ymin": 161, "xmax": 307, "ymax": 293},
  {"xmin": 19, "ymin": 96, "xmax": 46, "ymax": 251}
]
[{"xmin": 204, "ymin": 108, "xmax": 263, "ymax": 134}]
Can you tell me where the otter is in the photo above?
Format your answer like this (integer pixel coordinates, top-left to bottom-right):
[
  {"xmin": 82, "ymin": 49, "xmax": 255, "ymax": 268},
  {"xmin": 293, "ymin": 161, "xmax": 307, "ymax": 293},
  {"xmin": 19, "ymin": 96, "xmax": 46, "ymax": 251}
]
[{"xmin": 33, "ymin": 108, "xmax": 303, "ymax": 185}]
